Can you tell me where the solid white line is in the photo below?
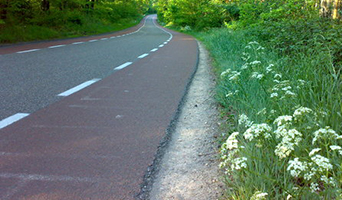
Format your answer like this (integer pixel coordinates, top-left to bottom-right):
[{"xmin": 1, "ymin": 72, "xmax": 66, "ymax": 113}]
[
  {"xmin": 138, "ymin": 53, "xmax": 149, "ymax": 59},
  {"xmin": 151, "ymin": 48, "xmax": 158, "ymax": 52},
  {"xmin": 89, "ymin": 39, "xmax": 98, "ymax": 42},
  {"xmin": 114, "ymin": 62, "xmax": 133, "ymax": 70},
  {"xmin": 0, "ymin": 173, "xmax": 98, "ymax": 183},
  {"xmin": 16, "ymin": 49, "xmax": 40, "ymax": 54},
  {"xmin": 72, "ymin": 42, "xmax": 85, "ymax": 45},
  {"xmin": 0, "ymin": 113, "xmax": 29, "ymax": 129},
  {"xmin": 58, "ymin": 79, "xmax": 100, "ymax": 97},
  {"xmin": 48, "ymin": 45, "xmax": 66, "ymax": 49}
]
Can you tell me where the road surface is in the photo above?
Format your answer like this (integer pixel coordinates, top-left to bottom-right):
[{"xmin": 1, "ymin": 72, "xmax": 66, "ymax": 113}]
[{"xmin": 0, "ymin": 15, "xmax": 198, "ymax": 199}]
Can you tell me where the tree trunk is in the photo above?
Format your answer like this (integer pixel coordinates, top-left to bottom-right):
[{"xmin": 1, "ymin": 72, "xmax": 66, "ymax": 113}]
[{"xmin": 41, "ymin": 0, "xmax": 50, "ymax": 11}]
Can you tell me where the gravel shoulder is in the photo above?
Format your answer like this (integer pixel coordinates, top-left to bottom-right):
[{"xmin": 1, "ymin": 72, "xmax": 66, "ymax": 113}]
[{"xmin": 149, "ymin": 42, "xmax": 224, "ymax": 200}]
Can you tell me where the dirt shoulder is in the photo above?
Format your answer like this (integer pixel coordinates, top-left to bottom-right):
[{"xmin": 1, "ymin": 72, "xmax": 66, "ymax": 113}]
[{"xmin": 149, "ymin": 42, "xmax": 224, "ymax": 200}]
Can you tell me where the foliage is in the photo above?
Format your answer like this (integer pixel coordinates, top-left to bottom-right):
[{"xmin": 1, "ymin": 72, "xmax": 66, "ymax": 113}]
[{"xmin": 0, "ymin": 0, "xmax": 153, "ymax": 43}]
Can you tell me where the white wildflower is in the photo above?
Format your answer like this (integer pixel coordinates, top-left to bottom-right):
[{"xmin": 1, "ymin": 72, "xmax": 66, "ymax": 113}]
[
  {"xmin": 274, "ymin": 74, "xmax": 282, "ymax": 79},
  {"xmin": 238, "ymin": 114, "xmax": 253, "ymax": 127},
  {"xmin": 251, "ymin": 191, "xmax": 268, "ymax": 200},
  {"xmin": 266, "ymin": 64, "xmax": 274, "ymax": 73},
  {"xmin": 225, "ymin": 92, "xmax": 233, "ymax": 97},
  {"xmin": 256, "ymin": 46, "xmax": 265, "ymax": 51},
  {"xmin": 270, "ymin": 92, "xmax": 278, "ymax": 98},
  {"xmin": 250, "ymin": 60, "xmax": 261, "ymax": 65},
  {"xmin": 293, "ymin": 106, "xmax": 313, "ymax": 120},
  {"xmin": 243, "ymin": 123, "xmax": 272, "ymax": 141},
  {"xmin": 220, "ymin": 68, "xmax": 231, "ymax": 78},
  {"xmin": 310, "ymin": 182, "xmax": 320, "ymax": 193},
  {"xmin": 311, "ymin": 154, "xmax": 333, "ymax": 171},
  {"xmin": 274, "ymin": 115, "xmax": 293, "ymax": 127},
  {"xmin": 287, "ymin": 158, "xmax": 307, "ymax": 177},
  {"xmin": 248, "ymin": 41, "xmax": 259, "ymax": 45},
  {"xmin": 231, "ymin": 157, "xmax": 247, "ymax": 171},
  {"xmin": 228, "ymin": 71, "xmax": 241, "ymax": 81},
  {"xmin": 257, "ymin": 108, "xmax": 267, "ymax": 116},
  {"xmin": 312, "ymin": 127, "xmax": 339, "ymax": 144},
  {"xmin": 275, "ymin": 142, "xmax": 294, "ymax": 159},
  {"xmin": 285, "ymin": 90, "xmax": 296, "ymax": 97},
  {"xmin": 282, "ymin": 86, "xmax": 292, "ymax": 91},
  {"xmin": 309, "ymin": 148, "xmax": 321, "ymax": 157},
  {"xmin": 286, "ymin": 194, "xmax": 292, "ymax": 200},
  {"xmin": 245, "ymin": 45, "xmax": 252, "ymax": 49},
  {"xmin": 330, "ymin": 145, "xmax": 342, "ymax": 151},
  {"xmin": 241, "ymin": 64, "xmax": 248, "ymax": 70},
  {"xmin": 226, "ymin": 132, "xmax": 239, "ymax": 150}
]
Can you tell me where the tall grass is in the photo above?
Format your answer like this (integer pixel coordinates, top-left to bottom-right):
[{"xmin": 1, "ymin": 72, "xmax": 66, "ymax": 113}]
[{"xmin": 197, "ymin": 24, "xmax": 342, "ymax": 199}]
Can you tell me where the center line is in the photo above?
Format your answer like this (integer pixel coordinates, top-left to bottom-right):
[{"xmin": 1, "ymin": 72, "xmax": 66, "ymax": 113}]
[
  {"xmin": 0, "ymin": 113, "xmax": 30, "ymax": 129},
  {"xmin": 114, "ymin": 62, "xmax": 133, "ymax": 70},
  {"xmin": 48, "ymin": 45, "xmax": 66, "ymax": 49},
  {"xmin": 58, "ymin": 79, "xmax": 101, "ymax": 97},
  {"xmin": 138, "ymin": 53, "xmax": 149, "ymax": 59}
]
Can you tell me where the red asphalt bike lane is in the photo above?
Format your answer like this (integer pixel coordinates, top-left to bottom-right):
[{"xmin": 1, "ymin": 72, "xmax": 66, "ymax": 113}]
[{"xmin": 0, "ymin": 19, "xmax": 198, "ymax": 199}]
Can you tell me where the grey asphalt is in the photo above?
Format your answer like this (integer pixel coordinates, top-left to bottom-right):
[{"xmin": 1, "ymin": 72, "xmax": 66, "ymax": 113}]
[
  {"xmin": 0, "ymin": 16, "xmax": 169, "ymax": 120},
  {"xmin": 0, "ymin": 15, "xmax": 199, "ymax": 199}
]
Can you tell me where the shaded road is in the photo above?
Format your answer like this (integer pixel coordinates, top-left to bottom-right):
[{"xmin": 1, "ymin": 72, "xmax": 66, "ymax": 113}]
[{"xmin": 0, "ymin": 15, "xmax": 198, "ymax": 199}]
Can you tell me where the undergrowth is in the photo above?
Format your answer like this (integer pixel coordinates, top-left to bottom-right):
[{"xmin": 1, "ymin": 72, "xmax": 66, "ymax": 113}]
[{"xmin": 196, "ymin": 18, "xmax": 342, "ymax": 199}]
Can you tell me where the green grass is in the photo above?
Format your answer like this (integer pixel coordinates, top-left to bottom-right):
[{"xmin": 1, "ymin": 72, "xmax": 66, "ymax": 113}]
[
  {"xmin": 0, "ymin": 16, "xmax": 142, "ymax": 44},
  {"xmin": 194, "ymin": 23, "xmax": 342, "ymax": 199}
]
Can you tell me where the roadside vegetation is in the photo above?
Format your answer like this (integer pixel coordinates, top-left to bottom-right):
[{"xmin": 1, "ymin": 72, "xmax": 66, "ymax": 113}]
[
  {"xmin": 156, "ymin": 0, "xmax": 342, "ymax": 199},
  {"xmin": 0, "ymin": 0, "xmax": 153, "ymax": 44}
]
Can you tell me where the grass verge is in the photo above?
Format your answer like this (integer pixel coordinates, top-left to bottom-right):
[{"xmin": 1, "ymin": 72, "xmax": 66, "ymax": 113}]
[{"xmin": 193, "ymin": 22, "xmax": 342, "ymax": 199}]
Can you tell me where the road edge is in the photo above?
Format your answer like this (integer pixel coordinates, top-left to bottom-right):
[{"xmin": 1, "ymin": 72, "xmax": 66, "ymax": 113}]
[{"xmin": 136, "ymin": 37, "xmax": 200, "ymax": 200}]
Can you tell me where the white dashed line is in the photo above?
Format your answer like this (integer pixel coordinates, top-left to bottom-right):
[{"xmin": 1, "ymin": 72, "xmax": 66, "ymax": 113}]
[
  {"xmin": 16, "ymin": 49, "xmax": 40, "ymax": 54},
  {"xmin": 101, "ymin": 38, "xmax": 108, "ymax": 40},
  {"xmin": 89, "ymin": 39, "xmax": 98, "ymax": 42},
  {"xmin": 159, "ymin": 45, "xmax": 164, "ymax": 48},
  {"xmin": 72, "ymin": 42, "xmax": 85, "ymax": 45},
  {"xmin": 110, "ymin": 36, "xmax": 116, "ymax": 39},
  {"xmin": 48, "ymin": 45, "xmax": 66, "ymax": 49},
  {"xmin": 151, "ymin": 48, "xmax": 158, "ymax": 52},
  {"xmin": 58, "ymin": 79, "xmax": 101, "ymax": 97},
  {"xmin": 0, "ymin": 113, "xmax": 30, "ymax": 129},
  {"xmin": 138, "ymin": 53, "xmax": 149, "ymax": 59},
  {"xmin": 114, "ymin": 62, "xmax": 133, "ymax": 70}
]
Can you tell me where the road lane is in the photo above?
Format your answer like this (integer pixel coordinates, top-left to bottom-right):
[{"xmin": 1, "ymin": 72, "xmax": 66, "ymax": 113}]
[
  {"xmin": 0, "ymin": 15, "xmax": 199, "ymax": 199},
  {"xmin": 0, "ymin": 16, "xmax": 169, "ymax": 121}
]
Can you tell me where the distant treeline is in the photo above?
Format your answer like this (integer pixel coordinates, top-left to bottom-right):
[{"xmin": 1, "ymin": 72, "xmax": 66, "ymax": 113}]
[{"xmin": 0, "ymin": 0, "xmax": 154, "ymax": 43}]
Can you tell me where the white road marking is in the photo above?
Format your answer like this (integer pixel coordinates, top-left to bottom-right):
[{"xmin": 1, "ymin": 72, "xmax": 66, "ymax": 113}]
[
  {"xmin": 110, "ymin": 36, "xmax": 116, "ymax": 39},
  {"xmin": 114, "ymin": 62, "xmax": 133, "ymax": 70},
  {"xmin": 151, "ymin": 48, "xmax": 158, "ymax": 52},
  {"xmin": 72, "ymin": 42, "xmax": 85, "ymax": 45},
  {"xmin": 16, "ymin": 49, "xmax": 40, "ymax": 54},
  {"xmin": 0, "ymin": 173, "xmax": 99, "ymax": 183},
  {"xmin": 164, "ymin": 42, "xmax": 167, "ymax": 44},
  {"xmin": 48, "ymin": 45, "xmax": 66, "ymax": 49},
  {"xmin": 0, "ymin": 113, "xmax": 30, "ymax": 129},
  {"xmin": 159, "ymin": 44, "xmax": 164, "ymax": 48},
  {"xmin": 58, "ymin": 79, "xmax": 101, "ymax": 97},
  {"xmin": 138, "ymin": 53, "xmax": 149, "ymax": 59},
  {"xmin": 101, "ymin": 38, "xmax": 108, "ymax": 40},
  {"xmin": 89, "ymin": 39, "xmax": 98, "ymax": 42}
]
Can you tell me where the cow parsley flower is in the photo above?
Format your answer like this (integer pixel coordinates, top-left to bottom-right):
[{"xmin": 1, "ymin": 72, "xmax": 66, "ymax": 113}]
[
  {"xmin": 238, "ymin": 114, "xmax": 253, "ymax": 128},
  {"xmin": 311, "ymin": 154, "xmax": 333, "ymax": 172},
  {"xmin": 251, "ymin": 191, "xmax": 268, "ymax": 200},
  {"xmin": 310, "ymin": 182, "xmax": 320, "ymax": 193},
  {"xmin": 228, "ymin": 71, "xmax": 241, "ymax": 81},
  {"xmin": 220, "ymin": 68, "xmax": 231, "ymax": 78},
  {"xmin": 274, "ymin": 74, "xmax": 282, "ymax": 79},
  {"xmin": 243, "ymin": 123, "xmax": 272, "ymax": 141},
  {"xmin": 250, "ymin": 60, "xmax": 261, "ymax": 65},
  {"xmin": 274, "ymin": 115, "xmax": 293, "ymax": 127},
  {"xmin": 275, "ymin": 142, "xmax": 294, "ymax": 159},
  {"xmin": 312, "ymin": 127, "xmax": 339, "ymax": 144},
  {"xmin": 231, "ymin": 157, "xmax": 247, "ymax": 171},
  {"xmin": 287, "ymin": 158, "xmax": 307, "ymax": 177},
  {"xmin": 270, "ymin": 92, "xmax": 278, "ymax": 98},
  {"xmin": 293, "ymin": 106, "xmax": 313, "ymax": 120},
  {"xmin": 309, "ymin": 148, "xmax": 321, "ymax": 157},
  {"xmin": 266, "ymin": 64, "xmax": 274, "ymax": 73},
  {"xmin": 226, "ymin": 132, "xmax": 239, "ymax": 150}
]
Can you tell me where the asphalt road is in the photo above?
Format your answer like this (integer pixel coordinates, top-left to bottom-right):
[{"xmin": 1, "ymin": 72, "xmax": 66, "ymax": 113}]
[{"xmin": 0, "ymin": 15, "xmax": 198, "ymax": 199}]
